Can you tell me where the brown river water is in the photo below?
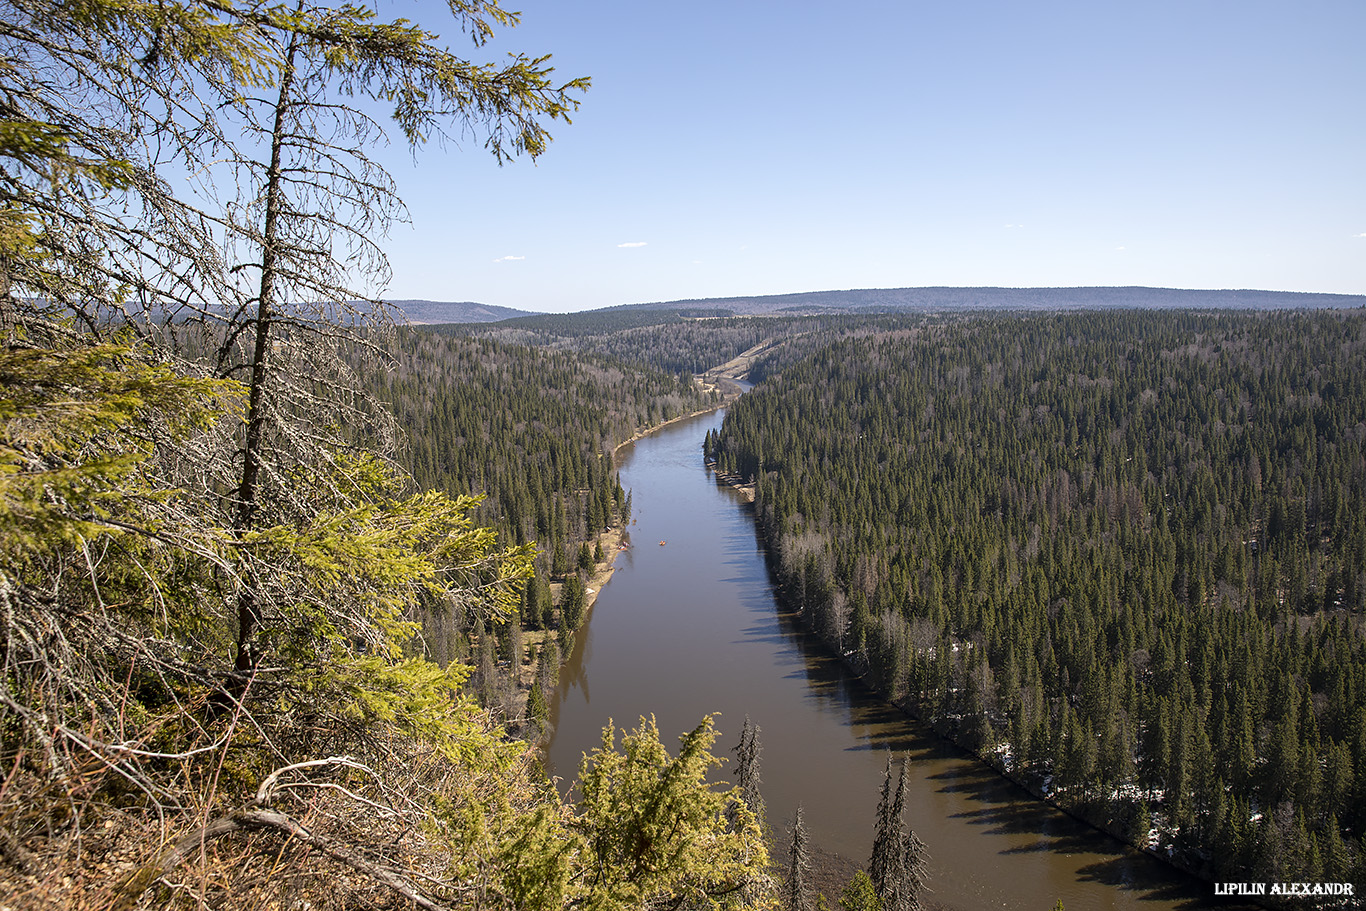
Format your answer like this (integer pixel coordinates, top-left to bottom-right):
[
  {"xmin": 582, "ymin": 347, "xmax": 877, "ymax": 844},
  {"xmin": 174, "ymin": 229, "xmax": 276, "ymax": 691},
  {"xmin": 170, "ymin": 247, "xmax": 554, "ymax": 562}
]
[{"xmin": 547, "ymin": 407, "xmax": 1257, "ymax": 910}]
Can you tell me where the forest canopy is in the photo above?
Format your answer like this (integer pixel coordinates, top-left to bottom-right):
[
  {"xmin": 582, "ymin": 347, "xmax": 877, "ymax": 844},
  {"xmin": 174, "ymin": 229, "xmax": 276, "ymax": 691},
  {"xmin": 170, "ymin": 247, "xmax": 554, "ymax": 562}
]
[{"xmin": 711, "ymin": 308, "xmax": 1366, "ymax": 888}]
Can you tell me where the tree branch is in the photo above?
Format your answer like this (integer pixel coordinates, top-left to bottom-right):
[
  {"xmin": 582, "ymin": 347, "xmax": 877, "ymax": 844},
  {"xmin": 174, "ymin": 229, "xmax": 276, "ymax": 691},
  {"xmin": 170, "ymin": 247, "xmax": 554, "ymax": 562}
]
[{"xmin": 111, "ymin": 806, "xmax": 444, "ymax": 911}]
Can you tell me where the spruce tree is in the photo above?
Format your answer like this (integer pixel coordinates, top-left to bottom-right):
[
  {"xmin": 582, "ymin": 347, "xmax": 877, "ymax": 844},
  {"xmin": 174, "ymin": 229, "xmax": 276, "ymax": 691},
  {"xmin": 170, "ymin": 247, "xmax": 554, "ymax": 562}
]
[
  {"xmin": 560, "ymin": 574, "xmax": 586, "ymax": 631},
  {"xmin": 870, "ymin": 757, "xmax": 930, "ymax": 911},
  {"xmin": 523, "ymin": 572, "xmax": 544, "ymax": 630},
  {"xmin": 899, "ymin": 828, "xmax": 930, "ymax": 911},
  {"xmin": 838, "ymin": 871, "xmax": 883, "ymax": 911},
  {"xmin": 527, "ymin": 679, "xmax": 550, "ymax": 736},
  {"xmin": 870, "ymin": 755, "xmax": 897, "ymax": 901},
  {"xmin": 787, "ymin": 806, "xmax": 811, "ymax": 911},
  {"xmin": 733, "ymin": 714, "xmax": 767, "ymax": 828},
  {"xmin": 539, "ymin": 638, "xmax": 561, "ymax": 695}
]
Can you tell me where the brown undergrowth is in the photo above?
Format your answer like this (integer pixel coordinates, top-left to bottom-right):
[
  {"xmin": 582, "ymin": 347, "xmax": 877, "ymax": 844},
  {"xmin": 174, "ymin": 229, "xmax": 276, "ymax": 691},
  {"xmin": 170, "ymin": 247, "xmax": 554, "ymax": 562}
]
[{"xmin": 0, "ymin": 709, "xmax": 549, "ymax": 910}]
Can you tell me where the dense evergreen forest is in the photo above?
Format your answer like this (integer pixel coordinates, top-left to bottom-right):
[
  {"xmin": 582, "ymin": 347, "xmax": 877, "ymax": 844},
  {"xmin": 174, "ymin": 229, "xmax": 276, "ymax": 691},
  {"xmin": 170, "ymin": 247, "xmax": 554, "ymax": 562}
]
[
  {"xmin": 446, "ymin": 309, "xmax": 922, "ymax": 378},
  {"xmin": 369, "ymin": 328, "xmax": 708, "ymax": 549},
  {"xmin": 710, "ymin": 309, "xmax": 1366, "ymax": 890},
  {"xmin": 349, "ymin": 328, "xmax": 722, "ymax": 734}
]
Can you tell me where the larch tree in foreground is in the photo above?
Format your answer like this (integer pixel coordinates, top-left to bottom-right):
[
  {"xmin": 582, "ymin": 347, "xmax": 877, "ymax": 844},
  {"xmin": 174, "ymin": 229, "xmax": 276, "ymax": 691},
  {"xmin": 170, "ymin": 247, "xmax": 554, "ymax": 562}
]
[{"xmin": 0, "ymin": 1, "xmax": 601, "ymax": 907}]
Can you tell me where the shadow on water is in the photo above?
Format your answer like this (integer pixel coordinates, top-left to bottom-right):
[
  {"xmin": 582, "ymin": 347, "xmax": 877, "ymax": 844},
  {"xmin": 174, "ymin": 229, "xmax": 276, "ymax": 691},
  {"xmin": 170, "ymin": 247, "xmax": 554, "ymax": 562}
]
[
  {"xmin": 556, "ymin": 627, "xmax": 590, "ymax": 706},
  {"xmin": 744, "ymin": 518, "xmax": 1257, "ymax": 909},
  {"xmin": 552, "ymin": 408, "xmax": 1260, "ymax": 911},
  {"xmin": 734, "ymin": 624, "xmax": 803, "ymax": 653}
]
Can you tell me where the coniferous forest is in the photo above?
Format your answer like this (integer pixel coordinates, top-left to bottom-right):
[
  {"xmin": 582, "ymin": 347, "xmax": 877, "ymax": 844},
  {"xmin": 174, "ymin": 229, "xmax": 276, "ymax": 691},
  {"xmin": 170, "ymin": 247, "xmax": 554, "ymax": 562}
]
[
  {"xmin": 368, "ymin": 328, "xmax": 709, "ymax": 546},
  {"xmin": 451, "ymin": 309, "xmax": 907, "ymax": 378},
  {"xmin": 710, "ymin": 308, "xmax": 1366, "ymax": 888},
  {"xmin": 3, "ymin": 1, "xmax": 1364, "ymax": 906},
  {"xmin": 352, "ymin": 328, "xmax": 720, "ymax": 736}
]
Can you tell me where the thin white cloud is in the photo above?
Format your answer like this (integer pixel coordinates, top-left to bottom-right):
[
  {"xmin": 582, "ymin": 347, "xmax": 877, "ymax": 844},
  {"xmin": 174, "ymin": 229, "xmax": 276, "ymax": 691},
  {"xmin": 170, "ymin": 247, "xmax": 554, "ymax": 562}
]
[
  {"xmin": 1115, "ymin": 246, "xmax": 1127, "ymax": 251},
  {"xmin": 492, "ymin": 255, "xmax": 525, "ymax": 263},
  {"xmin": 617, "ymin": 241, "xmax": 648, "ymax": 248},
  {"xmin": 1355, "ymin": 233, "xmax": 1366, "ymax": 238}
]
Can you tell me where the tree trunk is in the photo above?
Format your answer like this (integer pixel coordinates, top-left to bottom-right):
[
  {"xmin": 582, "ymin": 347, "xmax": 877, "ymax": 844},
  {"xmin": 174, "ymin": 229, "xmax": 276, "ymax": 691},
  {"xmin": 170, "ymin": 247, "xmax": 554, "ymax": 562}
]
[{"xmin": 233, "ymin": 31, "xmax": 300, "ymax": 675}]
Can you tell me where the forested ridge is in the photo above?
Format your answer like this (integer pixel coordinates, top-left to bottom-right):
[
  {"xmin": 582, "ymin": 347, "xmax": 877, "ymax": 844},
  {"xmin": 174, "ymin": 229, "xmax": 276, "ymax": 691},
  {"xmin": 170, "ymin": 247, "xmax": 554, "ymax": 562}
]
[
  {"xmin": 711, "ymin": 309, "xmax": 1366, "ymax": 891},
  {"xmin": 349, "ymin": 328, "xmax": 722, "ymax": 736},
  {"xmin": 450, "ymin": 310, "xmax": 925, "ymax": 378},
  {"xmin": 367, "ymin": 328, "xmax": 708, "ymax": 547}
]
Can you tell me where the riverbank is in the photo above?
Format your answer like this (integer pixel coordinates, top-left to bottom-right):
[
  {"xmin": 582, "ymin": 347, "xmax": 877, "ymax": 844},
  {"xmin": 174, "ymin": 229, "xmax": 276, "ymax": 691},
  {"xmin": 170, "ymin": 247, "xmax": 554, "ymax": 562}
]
[
  {"xmin": 516, "ymin": 523, "xmax": 627, "ymax": 694},
  {"xmin": 610, "ymin": 391, "xmax": 740, "ymax": 461},
  {"xmin": 525, "ymin": 389, "xmax": 746, "ymax": 732},
  {"xmin": 744, "ymin": 512, "xmax": 1260, "ymax": 907},
  {"xmin": 705, "ymin": 460, "xmax": 756, "ymax": 502},
  {"xmin": 547, "ymin": 406, "xmax": 1231, "ymax": 911}
]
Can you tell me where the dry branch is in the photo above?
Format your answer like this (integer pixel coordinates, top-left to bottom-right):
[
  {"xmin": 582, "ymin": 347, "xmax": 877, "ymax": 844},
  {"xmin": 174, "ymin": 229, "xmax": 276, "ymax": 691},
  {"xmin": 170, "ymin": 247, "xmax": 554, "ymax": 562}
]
[{"xmin": 111, "ymin": 805, "xmax": 443, "ymax": 911}]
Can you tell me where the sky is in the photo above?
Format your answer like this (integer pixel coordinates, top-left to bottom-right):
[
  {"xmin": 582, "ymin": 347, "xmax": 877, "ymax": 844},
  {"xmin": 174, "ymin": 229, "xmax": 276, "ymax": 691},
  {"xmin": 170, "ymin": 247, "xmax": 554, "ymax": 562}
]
[{"xmin": 372, "ymin": 0, "xmax": 1365, "ymax": 313}]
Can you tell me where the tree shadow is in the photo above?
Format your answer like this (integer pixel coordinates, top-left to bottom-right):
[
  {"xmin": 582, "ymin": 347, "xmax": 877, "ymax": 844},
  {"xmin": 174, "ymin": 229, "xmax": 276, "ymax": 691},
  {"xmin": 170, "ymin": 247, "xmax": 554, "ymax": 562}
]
[{"xmin": 753, "ymin": 587, "xmax": 1243, "ymax": 909}]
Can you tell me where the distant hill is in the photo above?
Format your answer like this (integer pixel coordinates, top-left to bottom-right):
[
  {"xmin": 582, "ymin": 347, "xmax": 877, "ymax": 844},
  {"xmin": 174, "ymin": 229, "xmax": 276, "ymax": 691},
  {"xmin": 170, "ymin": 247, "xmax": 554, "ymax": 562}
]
[
  {"xmin": 618, "ymin": 286, "xmax": 1366, "ymax": 315},
  {"xmin": 388, "ymin": 287, "xmax": 1366, "ymax": 325},
  {"xmin": 388, "ymin": 299, "xmax": 540, "ymax": 324}
]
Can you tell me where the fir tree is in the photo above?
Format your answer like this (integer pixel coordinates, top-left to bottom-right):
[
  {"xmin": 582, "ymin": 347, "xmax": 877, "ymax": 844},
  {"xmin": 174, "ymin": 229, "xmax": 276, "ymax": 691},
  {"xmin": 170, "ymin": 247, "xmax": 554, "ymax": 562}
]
[{"xmin": 870, "ymin": 757, "xmax": 930, "ymax": 911}]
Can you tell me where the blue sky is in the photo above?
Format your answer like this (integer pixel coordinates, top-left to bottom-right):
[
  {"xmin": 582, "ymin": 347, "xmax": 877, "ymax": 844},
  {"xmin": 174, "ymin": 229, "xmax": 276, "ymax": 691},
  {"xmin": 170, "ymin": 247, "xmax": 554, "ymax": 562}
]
[{"xmin": 375, "ymin": 0, "xmax": 1365, "ymax": 313}]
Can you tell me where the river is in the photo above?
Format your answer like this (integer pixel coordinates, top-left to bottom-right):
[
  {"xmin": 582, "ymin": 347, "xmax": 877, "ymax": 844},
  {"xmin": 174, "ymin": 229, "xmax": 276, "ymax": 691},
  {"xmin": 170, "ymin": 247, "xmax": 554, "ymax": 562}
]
[{"xmin": 547, "ymin": 407, "xmax": 1253, "ymax": 910}]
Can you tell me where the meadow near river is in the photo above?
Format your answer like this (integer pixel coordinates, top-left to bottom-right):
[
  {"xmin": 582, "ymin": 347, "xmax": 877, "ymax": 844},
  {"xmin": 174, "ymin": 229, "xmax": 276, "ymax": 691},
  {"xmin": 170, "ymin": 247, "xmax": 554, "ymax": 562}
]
[{"xmin": 548, "ymin": 407, "xmax": 1255, "ymax": 910}]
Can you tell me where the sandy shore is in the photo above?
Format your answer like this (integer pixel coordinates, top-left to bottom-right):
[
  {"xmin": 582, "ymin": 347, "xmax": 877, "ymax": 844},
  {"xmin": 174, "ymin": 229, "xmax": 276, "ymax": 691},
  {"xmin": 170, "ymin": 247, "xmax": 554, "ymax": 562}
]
[
  {"xmin": 515, "ymin": 523, "xmax": 627, "ymax": 691},
  {"xmin": 564, "ymin": 526, "xmax": 628, "ymax": 621}
]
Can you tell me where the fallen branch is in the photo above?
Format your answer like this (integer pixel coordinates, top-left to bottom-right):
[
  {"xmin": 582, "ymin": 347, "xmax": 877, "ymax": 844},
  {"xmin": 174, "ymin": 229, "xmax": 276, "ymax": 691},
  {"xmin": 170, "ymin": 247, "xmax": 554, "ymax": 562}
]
[
  {"xmin": 252, "ymin": 755, "xmax": 374, "ymax": 806},
  {"xmin": 110, "ymin": 807, "xmax": 443, "ymax": 911}
]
